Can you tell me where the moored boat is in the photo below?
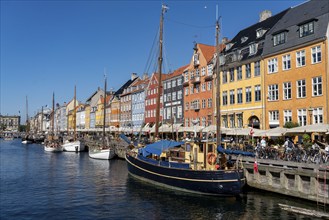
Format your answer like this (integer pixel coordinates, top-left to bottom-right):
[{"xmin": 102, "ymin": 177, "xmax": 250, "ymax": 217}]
[
  {"xmin": 126, "ymin": 140, "xmax": 245, "ymax": 196},
  {"xmin": 44, "ymin": 140, "xmax": 63, "ymax": 152},
  {"xmin": 62, "ymin": 140, "xmax": 85, "ymax": 152},
  {"xmin": 89, "ymin": 147, "xmax": 116, "ymax": 160}
]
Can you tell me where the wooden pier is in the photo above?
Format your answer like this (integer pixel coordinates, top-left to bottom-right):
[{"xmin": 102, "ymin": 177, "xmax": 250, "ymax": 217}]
[{"xmin": 234, "ymin": 156, "xmax": 329, "ymax": 204}]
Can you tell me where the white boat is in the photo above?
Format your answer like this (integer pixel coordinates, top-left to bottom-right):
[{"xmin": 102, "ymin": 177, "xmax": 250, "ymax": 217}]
[
  {"xmin": 22, "ymin": 140, "xmax": 32, "ymax": 144},
  {"xmin": 44, "ymin": 143, "xmax": 63, "ymax": 152},
  {"xmin": 62, "ymin": 140, "xmax": 85, "ymax": 152},
  {"xmin": 89, "ymin": 147, "xmax": 116, "ymax": 160},
  {"xmin": 88, "ymin": 75, "xmax": 116, "ymax": 159}
]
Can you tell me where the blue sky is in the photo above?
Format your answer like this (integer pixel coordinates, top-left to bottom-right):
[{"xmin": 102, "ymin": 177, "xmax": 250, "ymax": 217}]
[{"xmin": 1, "ymin": 0, "xmax": 305, "ymax": 123}]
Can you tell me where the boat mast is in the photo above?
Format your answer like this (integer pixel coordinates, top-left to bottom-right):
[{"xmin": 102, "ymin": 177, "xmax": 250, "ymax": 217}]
[
  {"xmin": 103, "ymin": 74, "xmax": 107, "ymax": 146},
  {"xmin": 73, "ymin": 85, "xmax": 77, "ymax": 141},
  {"xmin": 155, "ymin": 4, "xmax": 167, "ymax": 139},
  {"xmin": 26, "ymin": 96, "xmax": 29, "ymax": 133},
  {"xmin": 52, "ymin": 92, "xmax": 55, "ymax": 135},
  {"xmin": 215, "ymin": 16, "xmax": 222, "ymax": 147}
]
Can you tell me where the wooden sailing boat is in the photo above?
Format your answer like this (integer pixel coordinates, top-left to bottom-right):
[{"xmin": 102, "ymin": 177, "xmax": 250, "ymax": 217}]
[
  {"xmin": 44, "ymin": 92, "xmax": 63, "ymax": 152},
  {"xmin": 89, "ymin": 74, "xmax": 116, "ymax": 160},
  {"xmin": 62, "ymin": 86, "xmax": 85, "ymax": 152},
  {"xmin": 125, "ymin": 5, "xmax": 245, "ymax": 196}
]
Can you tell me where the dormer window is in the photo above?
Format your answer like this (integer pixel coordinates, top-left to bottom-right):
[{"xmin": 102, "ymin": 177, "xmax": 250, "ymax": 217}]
[
  {"xmin": 193, "ymin": 53, "xmax": 199, "ymax": 66},
  {"xmin": 241, "ymin": 37, "xmax": 248, "ymax": 44},
  {"xmin": 249, "ymin": 43, "xmax": 257, "ymax": 55},
  {"xmin": 225, "ymin": 43, "xmax": 233, "ymax": 51},
  {"xmin": 299, "ymin": 20, "xmax": 315, "ymax": 38},
  {"xmin": 273, "ymin": 31, "xmax": 287, "ymax": 46},
  {"xmin": 256, "ymin": 28, "xmax": 267, "ymax": 38}
]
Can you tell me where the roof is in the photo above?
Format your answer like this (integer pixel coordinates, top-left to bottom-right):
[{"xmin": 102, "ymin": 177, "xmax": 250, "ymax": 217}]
[
  {"xmin": 198, "ymin": 43, "xmax": 216, "ymax": 62},
  {"xmin": 263, "ymin": 0, "xmax": 329, "ymax": 56},
  {"xmin": 164, "ymin": 64, "xmax": 189, "ymax": 81},
  {"xmin": 141, "ymin": 140, "xmax": 185, "ymax": 156},
  {"xmin": 114, "ymin": 77, "xmax": 139, "ymax": 97}
]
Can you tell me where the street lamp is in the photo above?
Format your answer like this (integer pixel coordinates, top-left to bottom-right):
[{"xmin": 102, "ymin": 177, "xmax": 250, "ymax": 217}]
[{"xmin": 308, "ymin": 107, "xmax": 313, "ymax": 125}]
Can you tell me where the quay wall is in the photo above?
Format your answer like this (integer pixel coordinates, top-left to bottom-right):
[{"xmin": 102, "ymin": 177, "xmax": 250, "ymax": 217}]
[{"xmin": 234, "ymin": 156, "xmax": 329, "ymax": 204}]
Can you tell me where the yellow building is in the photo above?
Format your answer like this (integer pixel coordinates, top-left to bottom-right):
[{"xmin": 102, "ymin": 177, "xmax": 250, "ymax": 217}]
[
  {"xmin": 217, "ymin": 10, "xmax": 288, "ymax": 129},
  {"xmin": 262, "ymin": 1, "xmax": 329, "ymax": 128},
  {"xmin": 84, "ymin": 104, "xmax": 90, "ymax": 129}
]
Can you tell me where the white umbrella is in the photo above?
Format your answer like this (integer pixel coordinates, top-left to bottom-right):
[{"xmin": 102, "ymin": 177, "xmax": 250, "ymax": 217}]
[
  {"xmin": 285, "ymin": 124, "xmax": 329, "ymax": 134},
  {"xmin": 256, "ymin": 127, "xmax": 287, "ymax": 137}
]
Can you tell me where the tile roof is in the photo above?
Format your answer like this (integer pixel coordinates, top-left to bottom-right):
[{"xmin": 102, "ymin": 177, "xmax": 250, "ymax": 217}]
[{"xmin": 164, "ymin": 64, "xmax": 189, "ymax": 80}]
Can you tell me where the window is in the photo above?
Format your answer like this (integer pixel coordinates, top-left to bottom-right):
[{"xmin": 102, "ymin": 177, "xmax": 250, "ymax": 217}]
[
  {"xmin": 237, "ymin": 114, "xmax": 243, "ymax": 128},
  {"xmin": 185, "ymin": 87, "xmax": 189, "ymax": 96},
  {"xmin": 172, "ymin": 80, "xmax": 176, "ymax": 87},
  {"xmin": 297, "ymin": 109, "xmax": 307, "ymax": 126},
  {"xmin": 222, "ymin": 115, "xmax": 228, "ymax": 128},
  {"xmin": 254, "ymin": 61, "xmax": 260, "ymax": 76},
  {"xmin": 177, "ymin": 106, "xmax": 182, "ymax": 118},
  {"xmin": 177, "ymin": 90, "xmax": 182, "ymax": 100},
  {"xmin": 194, "ymin": 53, "xmax": 199, "ymax": 65},
  {"xmin": 282, "ymin": 54, "xmax": 291, "ymax": 70},
  {"xmin": 190, "ymin": 85, "xmax": 194, "ymax": 94},
  {"xmin": 297, "ymin": 79, "xmax": 306, "ymax": 98},
  {"xmin": 202, "ymin": 99, "xmax": 206, "ymax": 109},
  {"xmin": 296, "ymin": 50, "xmax": 305, "ymax": 67},
  {"xmin": 167, "ymin": 108, "xmax": 171, "ymax": 120},
  {"xmin": 245, "ymin": 87, "xmax": 252, "ymax": 103},
  {"xmin": 185, "ymin": 118, "xmax": 189, "ymax": 127},
  {"xmin": 163, "ymin": 82, "xmax": 167, "ymax": 90},
  {"xmin": 177, "ymin": 78, "xmax": 182, "ymax": 85},
  {"xmin": 167, "ymin": 81, "xmax": 171, "ymax": 89},
  {"xmin": 172, "ymin": 92, "xmax": 176, "ymax": 101},
  {"xmin": 184, "ymin": 72, "xmax": 189, "ymax": 82},
  {"xmin": 311, "ymin": 46, "xmax": 321, "ymax": 64},
  {"xmin": 268, "ymin": 58, "xmax": 278, "ymax": 73},
  {"xmin": 299, "ymin": 21, "xmax": 314, "ymax": 38},
  {"xmin": 237, "ymin": 66, "xmax": 242, "ymax": 80},
  {"xmin": 223, "ymin": 91, "xmax": 228, "ymax": 105},
  {"xmin": 229, "ymin": 68, "xmax": 234, "ymax": 82},
  {"xmin": 229, "ymin": 114, "xmax": 235, "ymax": 128},
  {"xmin": 269, "ymin": 111, "xmax": 279, "ymax": 123},
  {"xmin": 195, "ymin": 84, "xmax": 200, "ymax": 93},
  {"xmin": 207, "ymin": 64, "xmax": 213, "ymax": 75},
  {"xmin": 207, "ymin": 81, "xmax": 212, "ymax": 91},
  {"xmin": 268, "ymin": 84, "xmax": 278, "ymax": 101},
  {"xmin": 185, "ymin": 102, "xmax": 189, "ymax": 110},
  {"xmin": 313, "ymin": 107, "xmax": 323, "ymax": 124},
  {"xmin": 230, "ymin": 90, "xmax": 235, "ymax": 105},
  {"xmin": 249, "ymin": 43, "xmax": 257, "ymax": 55},
  {"xmin": 190, "ymin": 71, "xmax": 194, "ymax": 79},
  {"xmin": 237, "ymin": 88, "xmax": 243, "ymax": 104},
  {"xmin": 200, "ymin": 67, "xmax": 206, "ymax": 76},
  {"xmin": 167, "ymin": 93, "xmax": 171, "ymax": 101},
  {"xmin": 284, "ymin": 110, "xmax": 292, "ymax": 124},
  {"xmin": 208, "ymin": 98, "xmax": 212, "ymax": 108},
  {"xmin": 222, "ymin": 71, "xmax": 227, "ymax": 83},
  {"xmin": 273, "ymin": 32, "xmax": 286, "ymax": 46},
  {"xmin": 255, "ymin": 85, "xmax": 261, "ymax": 101},
  {"xmin": 283, "ymin": 82, "xmax": 292, "ymax": 100},
  {"xmin": 201, "ymin": 83, "xmax": 206, "ymax": 92},
  {"xmin": 245, "ymin": 64, "xmax": 251, "ymax": 78},
  {"xmin": 312, "ymin": 76, "xmax": 322, "ymax": 96}
]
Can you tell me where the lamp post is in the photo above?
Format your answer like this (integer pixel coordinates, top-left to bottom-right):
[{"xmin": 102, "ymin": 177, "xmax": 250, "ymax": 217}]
[{"xmin": 308, "ymin": 107, "xmax": 313, "ymax": 125}]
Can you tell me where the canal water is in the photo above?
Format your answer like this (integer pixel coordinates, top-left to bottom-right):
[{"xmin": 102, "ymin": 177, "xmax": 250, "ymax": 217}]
[{"xmin": 0, "ymin": 139, "xmax": 326, "ymax": 219}]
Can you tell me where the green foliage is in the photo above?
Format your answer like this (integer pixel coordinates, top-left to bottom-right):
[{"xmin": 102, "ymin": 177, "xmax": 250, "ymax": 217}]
[
  {"xmin": 19, "ymin": 125, "xmax": 26, "ymax": 132},
  {"xmin": 0, "ymin": 124, "xmax": 6, "ymax": 131},
  {"xmin": 283, "ymin": 121, "xmax": 299, "ymax": 128},
  {"xmin": 302, "ymin": 133, "xmax": 311, "ymax": 143}
]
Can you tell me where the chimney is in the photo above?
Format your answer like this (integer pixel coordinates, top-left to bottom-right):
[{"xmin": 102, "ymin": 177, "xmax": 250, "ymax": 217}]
[
  {"xmin": 221, "ymin": 37, "xmax": 229, "ymax": 44},
  {"xmin": 259, "ymin": 10, "xmax": 272, "ymax": 22},
  {"xmin": 142, "ymin": 73, "xmax": 148, "ymax": 80},
  {"xmin": 131, "ymin": 73, "xmax": 138, "ymax": 80}
]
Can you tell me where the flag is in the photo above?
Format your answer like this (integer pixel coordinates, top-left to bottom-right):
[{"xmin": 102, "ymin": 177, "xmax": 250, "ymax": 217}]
[
  {"xmin": 249, "ymin": 128, "xmax": 254, "ymax": 136},
  {"xmin": 253, "ymin": 159, "xmax": 258, "ymax": 173}
]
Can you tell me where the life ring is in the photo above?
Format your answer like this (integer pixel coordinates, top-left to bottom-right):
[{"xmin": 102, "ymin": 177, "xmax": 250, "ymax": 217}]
[{"xmin": 207, "ymin": 152, "xmax": 216, "ymax": 165}]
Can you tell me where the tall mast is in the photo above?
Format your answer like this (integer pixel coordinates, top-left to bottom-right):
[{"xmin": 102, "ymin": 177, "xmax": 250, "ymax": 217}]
[
  {"xmin": 155, "ymin": 4, "xmax": 167, "ymax": 138},
  {"xmin": 103, "ymin": 74, "xmax": 107, "ymax": 146},
  {"xmin": 215, "ymin": 18, "xmax": 222, "ymax": 147},
  {"xmin": 26, "ymin": 96, "xmax": 29, "ymax": 133},
  {"xmin": 73, "ymin": 85, "xmax": 77, "ymax": 141},
  {"xmin": 52, "ymin": 92, "xmax": 55, "ymax": 135}
]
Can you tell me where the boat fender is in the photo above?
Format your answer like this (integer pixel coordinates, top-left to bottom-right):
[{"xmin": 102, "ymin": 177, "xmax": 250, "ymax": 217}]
[{"xmin": 207, "ymin": 153, "xmax": 216, "ymax": 165}]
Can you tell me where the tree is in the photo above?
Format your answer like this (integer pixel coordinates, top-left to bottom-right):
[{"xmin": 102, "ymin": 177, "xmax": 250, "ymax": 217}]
[{"xmin": 283, "ymin": 121, "xmax": 299, "ymax": 128}]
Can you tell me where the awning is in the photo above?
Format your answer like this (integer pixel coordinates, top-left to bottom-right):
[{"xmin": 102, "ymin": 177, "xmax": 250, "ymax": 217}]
[
  {"xmin": 255, "ymin": 127, "xmax": 287, "ymax": 137},
  {"xmin": 285, "ymin": 124, "xmax": 329, "ymax": 134},
  {"xmin": 142, "ymin": 140, "xmax": 185, "ymax": 156}
]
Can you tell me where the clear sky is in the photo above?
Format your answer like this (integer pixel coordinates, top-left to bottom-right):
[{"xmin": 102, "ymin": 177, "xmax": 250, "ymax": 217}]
[{"xmin": 1, "ymin": 0, "xmax": 306, "ymax": 123}]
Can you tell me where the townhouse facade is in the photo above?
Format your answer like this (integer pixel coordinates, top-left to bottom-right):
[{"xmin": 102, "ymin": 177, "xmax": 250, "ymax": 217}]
[
  {"xmin": 262, "ymin": 0, "xmax": 329, "ymax": 128},
  {"xmin": 218, "ymin": 9, "xmax": 289, "ymax": 130},
  {"xmin": 162, "ymin": 65, "xmax": 187, "ymax": 128},
  {"xmin": 183, "ymin": 43, "xmax": 216, "ymax": 129},
  {"xmin": 145, "ymin": 73, "xmax": 163, "ymax": 126},
  {"xmin": 0, "ymin": 115, "xmax": 20, "ymax": 131}
]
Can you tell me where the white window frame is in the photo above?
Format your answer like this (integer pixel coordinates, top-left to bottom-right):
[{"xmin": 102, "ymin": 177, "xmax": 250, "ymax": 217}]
[
  {"xmin": 268, "ymin": 84, "xmax": 278, "ymax": 101},
  {"xmin": 297, "ymin": 109, "xmax": 307, "ymax": 126},
  {"xmin": 283, "ymin": 110, "xmax": 292, "ymax": 124},
  {"xmin": 312, "ymin": 76, "xmax": 322, "ymax": 96},
  {"xmin": 283, "ymin": 82, "xmax": 292, "ymax": 100},
  {"xmin": 311, "ymin": 46, "xmax": 321, "ymax": 64},
  {"xmin": 296, "ymin": 50, "xmax": 306, "ymax": 67},
  {"xmin": 268, "ymin": 58, "xmax": 278, "ymax": 74},
  {"xmin": 282, "ymin": 54, "xmax": 291, "ymax": 70},
  {"xmin": 312, "ymin": 107, "xmax": 323, "ymax": 124}
]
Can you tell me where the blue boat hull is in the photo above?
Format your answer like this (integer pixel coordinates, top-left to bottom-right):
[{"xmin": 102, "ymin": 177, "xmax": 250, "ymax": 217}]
[{"xmin": 125, "ymin": 153, "xmax": 245, "ymax": 196}]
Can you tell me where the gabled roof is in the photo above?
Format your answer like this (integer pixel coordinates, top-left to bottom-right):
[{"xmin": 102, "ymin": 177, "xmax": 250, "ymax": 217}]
[
  {"xmin": 198, "ymin": 43, "xmax": 216, "ymax": 62},
  {"xmin": 114, "ymin": 77, "xmax": 139, "ymax": 97},
  {"xmin": 263, "ymin": 0, "xmax": 329, "ymax": 56},
  {"xmin": 164, "ymin": 64, "xmax": 189, "ymax": 81},
  {"xmin": 225, "ymin": 8, "xmax": 290, "ymax": 54}
]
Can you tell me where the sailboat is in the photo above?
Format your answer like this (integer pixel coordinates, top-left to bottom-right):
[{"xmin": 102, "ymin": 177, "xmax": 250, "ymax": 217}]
[
  {"xmin": 62, "ymin": 86, "xmax": 85, "ymax": 152},
  {"xmin": 22, "ymin": 96, "xmax": 32, "ymax": 144},
  {"xmin": 125, "ymin": 5, "xmax": 245, "ymax": 196},
  {"xmin": 89, "ymin": 75, "xmax": 116, "ymax": 160},
  {"xmin": 44, "ymin": 92, "xmax": 63, "ymax": 152}
]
